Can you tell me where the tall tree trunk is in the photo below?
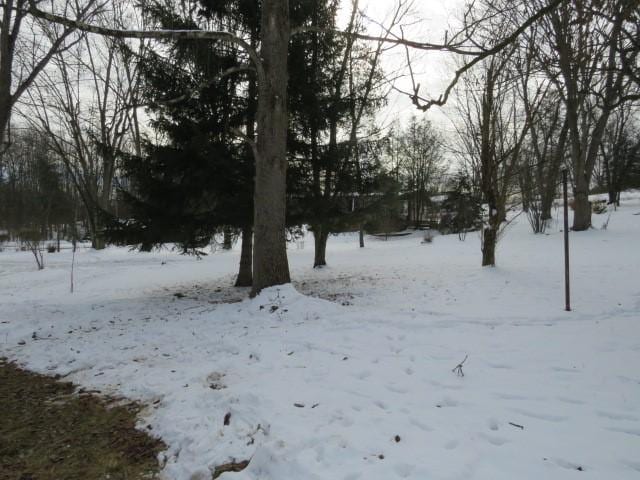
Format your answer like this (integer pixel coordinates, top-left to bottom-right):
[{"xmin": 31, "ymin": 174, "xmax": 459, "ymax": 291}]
[
  {"xmin": 87, "ymin": 208, "xmax": 105, "ymax": 250},
  {"xmin": 359, "ymin": 227, "xmax": 364, "ymax": 248},
  {"xmin": 223, "ymin": 226, "xmax": 233, "ymax": 250},
  {"xmin": 313, "ymin": 224, "xmax": 329, "ymax": 268},
  {"xmin": 0, "ymin": 0, "xmax": 15, "ymax": 149},
  {"xmin": 235, "ymin": 224, "xmax": 253, "ymax": 287},
  {"xmin": 572, "ymin": 187, "xmax": 591, "ymax": 231},
  {"xmin": 482, "ymin": 222, "xmax": 497, "ymax": 267},
  {"xmin": 251, "ymin": 0, "xmax": 291, "ymax": 296}
]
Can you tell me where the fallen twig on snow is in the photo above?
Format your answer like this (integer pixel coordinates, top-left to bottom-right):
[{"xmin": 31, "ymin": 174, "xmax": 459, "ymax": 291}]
[{"xmin": 452, "ymin": 355, "xmax": 468, "ymax": 376}]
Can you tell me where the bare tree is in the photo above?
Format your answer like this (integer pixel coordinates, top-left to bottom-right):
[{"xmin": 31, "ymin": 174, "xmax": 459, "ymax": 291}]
[
  {"xmin": 24, "ymin": 22, "xmax": 139, "ymax": 249},
  {"xmin": 455, "ymin": 50, "xmax": 529, "ymax": 266},
  {"xmin": 531, "ymin": 0, "xmax": 639, "ymax": 230},
  {"xmin": 0, "ymin": 0, "xmax": 99, "ymax": 156},
  {"xmin": 396, "ymin": 116, "xmax": 445, "ymax": 228},
  {"xmin": 597, "ymin": 107, "xmax": 640, "ymax": 206},
  {"xmin": 514, "ymin": 28, "xmax": 568, "ymax": 232}
]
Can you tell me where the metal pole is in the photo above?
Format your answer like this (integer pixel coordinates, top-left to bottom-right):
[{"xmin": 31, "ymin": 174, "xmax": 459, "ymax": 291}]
[{"xmin": 562, "ymin": 169, "xmax": 571, "ymax": 312}]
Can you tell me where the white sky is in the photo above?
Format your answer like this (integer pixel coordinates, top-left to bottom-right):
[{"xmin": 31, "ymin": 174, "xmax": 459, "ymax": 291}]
[{"xmin": 338, "ymin": 0, "xmax": 467, "ymax": 140}]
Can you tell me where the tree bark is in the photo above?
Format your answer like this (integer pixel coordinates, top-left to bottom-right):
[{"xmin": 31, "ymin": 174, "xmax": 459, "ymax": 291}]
[
  {"xmin": 359, "ymin": 227, "xmax": 365, "ymax": 248},
  {"xmin": 572, "ymin": 189, "xmax": 591, "ymax": 231},
  {"xmin": 313, "ymin": 224, "xmax": 329, "ymax": 268},
  {"xmin": 87, "ymin": 208, "xmax": 105, "ymax": 250},
  {"xmin": 235, "ymin": 225, "xmax": 253, "ymax": 287},
  {"xmin": 223, "ymin": 226, "xmax": 233, "ymax": 250},
  {"xmin": 482, "ymin": 224, "xmax": 497, "ymax": 267},
  {"xmin": 251, "ymin": 0, "xmax": 291, "ymax": 296}
]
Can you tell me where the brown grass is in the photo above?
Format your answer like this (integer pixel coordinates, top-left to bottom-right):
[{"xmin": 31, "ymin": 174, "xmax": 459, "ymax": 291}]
[{"xmin": 0, "ymin": 358, "xmax": 165, "ymax": 480}]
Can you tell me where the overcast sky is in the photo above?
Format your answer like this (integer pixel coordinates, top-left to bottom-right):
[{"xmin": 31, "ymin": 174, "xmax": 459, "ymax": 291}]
[{"xmin": 338, "ymin": 0, "xmax": 467, "ymax": 139}]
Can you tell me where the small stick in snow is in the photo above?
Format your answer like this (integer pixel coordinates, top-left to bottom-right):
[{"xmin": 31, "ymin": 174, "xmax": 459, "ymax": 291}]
[
  {"xmin": 508, "ymin": 422, "xmax": 524, "ymax": 430},
  {"xmin": 452, "ymin": 355, "xmax": 468, "ymax": 377}
]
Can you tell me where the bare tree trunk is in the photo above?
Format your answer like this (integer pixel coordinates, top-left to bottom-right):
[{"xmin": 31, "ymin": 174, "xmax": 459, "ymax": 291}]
[
  {"xmin": 572, "ymin": 185, "xmax": 591, "ymax": 231},
  {"xmin": 482, "ymin": 224, "xmax": 497, "ymax": 266},
  {"xmin": 223, "ymin": 226, "xmax": 233, "ymax": 250},
  {"xmin": 88, "ymin": 207, "xmax": 105, "ymax": 250},
  {"xmin": 251, "ymin": 0, "xmax": 290, "ymax": 296},
  {"xmin": 235, "ymin": 224, "xmax": 253, "ymax": 287},
  {"xmin": 359, "ymin": 227, "xmax": 365, "ymax": 248},
  {"xmin": 313, "ymin": 224, "xmax": 329, "ymax": 268}
]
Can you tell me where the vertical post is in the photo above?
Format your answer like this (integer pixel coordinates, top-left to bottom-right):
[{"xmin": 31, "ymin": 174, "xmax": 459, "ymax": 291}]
[{"xmin": 562, "ymin": 169, "xmax": 571, "ymax": 311}]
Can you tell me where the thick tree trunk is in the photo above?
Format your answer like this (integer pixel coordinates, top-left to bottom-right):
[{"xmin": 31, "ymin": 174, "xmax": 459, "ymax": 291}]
[
  {"xmin": 572, "ymin": 190, "xmax": 591, "ymax": 231},
  {"xmin": 359, "ymin": 228, "xmax": 365, "ymax": 248},
  {"xmin": 251, "ymin": 0, "xmax": 291, "ymax": 296},
  {"xmin": 235, "ymin": 225, "xmax": 253, "ymax": 287},
  {"xmin": 83, "ymin": 201, "xmax": 105, "ymax": 250},
  {"xmin": 482, "ymin": 226, "xmax": 497, "ymax": 267},
  {"xmin": 541, "ymin": 194, "xmax": 554, "ymax": 222},
  {"xmin": 313, "ymin": 225, "xmax": 329, "ymax": 268}
]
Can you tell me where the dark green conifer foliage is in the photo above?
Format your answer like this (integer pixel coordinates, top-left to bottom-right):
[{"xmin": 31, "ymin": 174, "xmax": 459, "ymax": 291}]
[{"xmin": 107, "ymin": 1, "xmax": 255, "ymax": 255}]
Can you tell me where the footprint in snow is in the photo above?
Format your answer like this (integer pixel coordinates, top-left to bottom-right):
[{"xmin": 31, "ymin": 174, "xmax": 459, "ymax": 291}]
[
  {"xmin": 509, "ymin": 407, "xmax": 567, "ymax": 422},
  {"xmin": 486, "ymin": 362, "xmax": 513, "ymax": 370},
  {"xmin": 620, "ymin": 459, "xmax": 640, "ymax": 472},
  {"xmin": 373, "ymin": 400, "xmax": 388, "ymax": 411},
  {"xmin": 487, "ymin": 418, "xmax": 499, "ymax": 431},
  {"xmin": 354, "ymin": 370, "xmax": 371, "ymax": 380},
  {"xmin": 394, "ymin": 463, "xmax": 414, "ymax": 478},
  {"xmin": 436, "ymin": 396, "xmax": 459, "ymax": 408},
  {"xmin": 478, "ymin": 432, "xmax": 509, "ymax": 446},
  {"xmin": 386, "ymin": 384, "xmax": 409, "ymax": 394},
  {"xmin": 556, "ymin": 396, "xmax": 586, "ymax": 405},
  {"xmin": 550, "ymin": 458, "xmax": 585, "ymax": 472},
  {"xmin": 606, "ymin": 426, "xmax": 640, "ymax": 437},
  {"xmin": 596, "ymin": 410, "xmax": 639, "ymax": 422}
]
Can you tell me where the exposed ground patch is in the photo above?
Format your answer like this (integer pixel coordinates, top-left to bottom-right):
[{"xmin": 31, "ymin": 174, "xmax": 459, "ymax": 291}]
[{"xmin": 0, "ymin": 358, "xmax": 165, "ymax": 480}]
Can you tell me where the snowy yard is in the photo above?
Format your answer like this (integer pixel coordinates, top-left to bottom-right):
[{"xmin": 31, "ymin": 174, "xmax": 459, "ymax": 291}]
[{"xmin": 1, "ymin": 194, "xmax": 640, "ymax": 480}]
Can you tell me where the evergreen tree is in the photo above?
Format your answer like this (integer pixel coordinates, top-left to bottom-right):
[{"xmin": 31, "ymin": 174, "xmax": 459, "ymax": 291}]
[{"xmin": 107, "ymin": 1, "xmax": 256, "ymax": 284}]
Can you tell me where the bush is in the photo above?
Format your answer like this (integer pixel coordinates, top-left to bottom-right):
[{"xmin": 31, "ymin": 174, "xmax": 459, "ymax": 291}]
[{"xmin": 47, "ymin": 244, "xmax": 57, "ymax": 253}]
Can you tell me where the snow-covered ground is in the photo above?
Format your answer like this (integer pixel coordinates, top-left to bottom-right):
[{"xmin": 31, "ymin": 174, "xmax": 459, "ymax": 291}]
[{"xmin": 1, "ymin": 193, "xmax": 639, "ymax": 480}]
